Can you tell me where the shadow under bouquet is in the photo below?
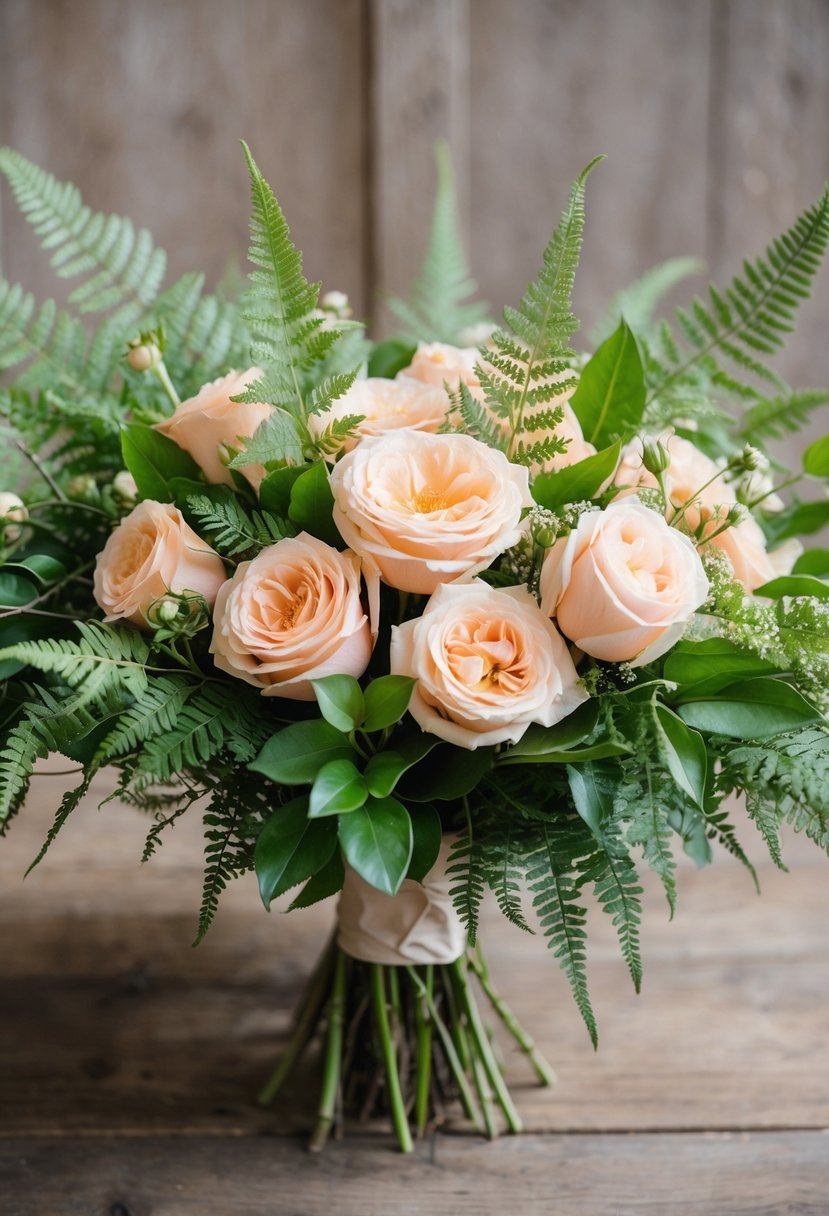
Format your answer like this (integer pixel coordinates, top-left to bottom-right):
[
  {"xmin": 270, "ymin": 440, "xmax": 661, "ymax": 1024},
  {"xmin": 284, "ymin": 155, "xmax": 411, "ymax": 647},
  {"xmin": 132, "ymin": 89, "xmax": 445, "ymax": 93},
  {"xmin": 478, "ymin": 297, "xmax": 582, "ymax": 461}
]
[{"xmin": 1, "ymin": 143, "xmax": 828, "ymax": 1152}]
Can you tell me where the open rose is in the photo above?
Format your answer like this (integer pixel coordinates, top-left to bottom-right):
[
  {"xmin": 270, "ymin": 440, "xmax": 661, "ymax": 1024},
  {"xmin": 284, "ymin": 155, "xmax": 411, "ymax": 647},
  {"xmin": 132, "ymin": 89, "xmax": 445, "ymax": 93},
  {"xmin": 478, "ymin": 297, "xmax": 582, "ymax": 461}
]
[
  {"xmin": 390, "ymin": 581, "xmax": 587, "ymax": 749},
  {"xmin": 153, "ymin": 369, "xmax": 273, "ymax": 490},
  {"xmin": 615, "ymin": 433, "xmax": 793, "ymax": 591},
  {"xmin": 93, "ymin": 500, "xmax": 226, "ymax": 628},
  {"xmin": 209, "ymin": 532, "xmax": 372, "ymax": 700},
  {"xmin": 309, "ymin": 377, "xmax": 450, "ymax": 455},
  {"xmin": 540, "ymin": 499, "xmax": 709, "ymax": 665},
  {"xmin": 330, "ymin": 430, "xmax": 532, "ymax": 595}
]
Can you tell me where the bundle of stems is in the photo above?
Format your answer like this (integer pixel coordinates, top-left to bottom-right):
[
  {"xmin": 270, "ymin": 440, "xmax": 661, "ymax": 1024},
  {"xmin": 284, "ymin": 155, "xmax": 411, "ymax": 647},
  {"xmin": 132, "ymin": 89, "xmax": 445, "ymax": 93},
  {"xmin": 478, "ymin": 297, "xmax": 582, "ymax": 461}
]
[{"xmin": 259, "ymin": 937, "xmax": 556, "ymax": 1152}]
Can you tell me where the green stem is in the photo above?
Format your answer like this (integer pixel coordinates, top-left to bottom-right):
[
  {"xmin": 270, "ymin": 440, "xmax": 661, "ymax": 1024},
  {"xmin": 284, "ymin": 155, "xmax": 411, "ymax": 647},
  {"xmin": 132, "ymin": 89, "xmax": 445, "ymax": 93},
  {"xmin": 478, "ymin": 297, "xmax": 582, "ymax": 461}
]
[
  {"xmin": 469, "ymin": 950, "xmax": 557, "ymax": 1086},
  {"xmin": 405, "ymin": 966, "xmax": 482, "ymax": 1132},
  {"xmin": 414, "ymin": 965, "xmax": 434, "ymax": 1137},
  {"xmin": 452, "ymin": 959, "xmax": 523, "ymax": 1134},
  {"xmin": 468, "ymin": 1037, "xmax": 499, "ymax": 1140},
  {"xmin": 152, "ymin": 357, "xmax": 181, "ymax": 409},
  {"xmin": 370, "ymin": 964, "xmax": 414, "ymax": 1153},
  {"xmin": 309, "ymin": 949, "xmax": 348, "ymax": 1152},
  {"xmin": 258, "ymin": 937, "xmax": 336, "ymax": 1106},
  {"xmin": 13, "ymin": 437, "xmax": 65, "ymax": 501}
]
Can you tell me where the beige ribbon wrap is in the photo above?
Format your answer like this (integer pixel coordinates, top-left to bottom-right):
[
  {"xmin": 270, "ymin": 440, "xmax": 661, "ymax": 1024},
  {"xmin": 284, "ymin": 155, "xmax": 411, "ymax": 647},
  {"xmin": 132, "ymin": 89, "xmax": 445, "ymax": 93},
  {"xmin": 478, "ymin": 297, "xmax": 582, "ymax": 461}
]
[{"xmin": 336, "ymin": 838, "xmax": 467, "ymax": 966}]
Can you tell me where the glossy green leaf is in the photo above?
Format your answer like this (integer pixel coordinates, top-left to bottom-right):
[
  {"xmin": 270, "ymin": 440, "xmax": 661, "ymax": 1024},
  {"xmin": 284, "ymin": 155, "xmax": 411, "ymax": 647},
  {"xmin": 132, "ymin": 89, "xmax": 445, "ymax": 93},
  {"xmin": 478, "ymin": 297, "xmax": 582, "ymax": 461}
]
[
  {"xmin": 505, "ymin": 740, "xmax": 630, "ymax": 765},
  {"xmin": 655, "ymin": 704, "xmax": 708, "ymax": 806},
  {"xmin": 250, "ymin": 720, "xmax": 355, "ymax": 785},
  {"xmin": 792, "ymin": 548, "xmax": 829, "ymax": 576},
  {"xmin": 664, "ymin": 638, "xmax": 779, "ymax": 698},
  {"xmin": 567, "ymin": 762, "xmax": 613, "ymax": 838},
  {"xmin": 312, "ymin": 674, "xmax": 365, "ymax": 733},
  {"xmin": 532, "ymin": 441, "xmax": 620, "ymax": 511},
  {"xmin": 500, "ymin": 701, "xmax": 600, "ymax": 759},
  {"xmin": 5, "ymin": 554, "xmax": 65, "ymax": 584},
  {"xmin": 308, "ymin": 758, "xmax": 368, "ymax": 818},
  {"xmin": 338, "ymin": 795, "xmax": 413, "ymax": 895},
  {"xmin": 803, "ymin": 434, "xmax": 829, "ymax": 477},
  {"xmin": 407, "ymin": 806, "xmax": 443, "ymax": 882},
  {"xmin": 367, "ymin": 338, "xmax": 417, "ymax": 379},
  {"xmin": 398, "ymin": 742, "xmax": 494, "ymax": 802},
  {"xmin": 121, "ymin": 423, "xmax": 201, "ymax": 502},
  {"xmin": 258, "ymin": 464, "xmax": 307, "ymax": 516},
  {"xmin": 363, "ymin": 733, "xmax": 439, "ymax": 798},
  {"xmin": 676, "ymin": 678, "xmax": 822, "ymax": 739},
  {"xmin": 362, "ymin": 675, "xmax": 417, "ymax": 732},
  {"xmin": 0, "ymin": 570, "xmax": 38, "ymax": 607},
  {"xmin": 288, "ymin": 848, "xmax": 345, "ymax": 910},
  {"xmin": 288, "ymin": 460, "xmax": 341, "ymax": 547},
  {"xmin": 754, "ymin": 574, "xmax": 829, "ymax": 601},
  {"xmin": 766, "ymin": 499, "xmax": 829, "ymax": 542},
  {"xmin": 255, "ymin": 796, "xmax": 338, "ymax": 908},
  {"xmin": 569, "ymin": 318, "xmax": 645, "ymax": 446}
]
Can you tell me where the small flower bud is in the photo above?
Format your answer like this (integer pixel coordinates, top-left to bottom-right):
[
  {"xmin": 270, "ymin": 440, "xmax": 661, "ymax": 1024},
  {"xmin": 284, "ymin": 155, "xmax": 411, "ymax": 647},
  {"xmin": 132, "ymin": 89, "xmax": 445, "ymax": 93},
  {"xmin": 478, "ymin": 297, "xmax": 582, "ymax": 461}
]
[
  {"xmin": 725, "ymin": 502, "xmax": 748, "ymax": 527},
  {"xmin": 217, "ymin": 442, "xmax": 235, "ymax": 468},
  {"xmin": 0, "ymin": 491, "xmax": 28, "ymax": 542},
  {"xmin": 154, "ymin": 596, "xmax": 181, "ymax": 624},
  {"xmin": 641, "ymin": 437, "xmax": 672, "ymax": 477},
  {"xmin": 111, "ymin": 470, "xmax": 139, "ymax": 507},
  {"xmin": 66, "ymin": 474, "xmax": 100, "ymax": 504},
  {"xmin": 127, "ymin": 340, "xmax": 162, "ymax": 372},
  {"xmin": 740, "ymin": 444, "xmax": 768, "ymax": 474},
  {"xmin": 534, "ymin": 525, "xmax": 557, "ymax": 549},
  {"xmin": 321, "ymin": 289, "xmax": 351, "ymax": 317}
]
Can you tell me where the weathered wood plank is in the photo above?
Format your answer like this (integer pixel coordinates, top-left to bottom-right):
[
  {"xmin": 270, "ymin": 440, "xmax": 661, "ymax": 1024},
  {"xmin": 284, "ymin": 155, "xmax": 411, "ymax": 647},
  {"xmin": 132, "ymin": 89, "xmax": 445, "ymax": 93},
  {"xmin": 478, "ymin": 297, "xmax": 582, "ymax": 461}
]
[
  {"xmin": 468, "ymin": 0, "xmax": 712, "ymax": 343},
  {"xmin": 369, "ymin": 0, "xmax": 471, "ymax": 332},
  {"xmin": 0, "ymin": 0, "xmax": 368, "ymax": 312},
  {"xmin": 2, "ymin": 773, "xmax": 828, "ymax": 1138},
  {"xmin": 3, "ymin": 1132, "xmax": 829, "ymax": 1216},
  {"xmin": 709, "ymin": 0, "xmax": 829, "ymax": 405}
]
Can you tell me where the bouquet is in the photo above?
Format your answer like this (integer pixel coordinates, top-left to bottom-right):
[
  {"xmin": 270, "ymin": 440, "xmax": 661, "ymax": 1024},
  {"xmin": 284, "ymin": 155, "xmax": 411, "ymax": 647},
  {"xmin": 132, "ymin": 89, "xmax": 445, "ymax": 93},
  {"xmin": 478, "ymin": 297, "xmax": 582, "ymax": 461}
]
[{"xmin": 1, "ymin": 140, "xmax": 828, "ymax": 1153}]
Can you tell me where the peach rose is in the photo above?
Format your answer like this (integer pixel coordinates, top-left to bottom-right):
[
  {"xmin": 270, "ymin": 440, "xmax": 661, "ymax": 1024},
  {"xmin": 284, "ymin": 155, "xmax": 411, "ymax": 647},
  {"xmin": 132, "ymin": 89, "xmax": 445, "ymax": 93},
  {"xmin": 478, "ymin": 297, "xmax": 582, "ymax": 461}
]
[
  {"xmin": 153, "ymin": 369, "xmax": 274, "ymax": 490},
  {"xmin": 209, "ymin": 532, "xmax": 372, "ymax": 700},
  {"xmin": 398, "ymin": 342, "xmax": 482, "ymax": 395},
  {"xmin": 390, "ymin": 581, "xmax": 588, "ymax": 749},
  {"xmin": 615, "ymin": 433, "xmax": 791, "ymax": 591},
  {"xmin": 309, "ymin": 377, "xmax": 450, "ymax": 455},
  {"xmin": 329, "ymin": 430, "xmax": 533, "ymax": 595},
  {"xmin": 540, "ymin": 499, "xmax": 709, "ymax": 666},
  {"xmin": 93, "ymin": 500, "xmax": 226, "ymax": 628}
]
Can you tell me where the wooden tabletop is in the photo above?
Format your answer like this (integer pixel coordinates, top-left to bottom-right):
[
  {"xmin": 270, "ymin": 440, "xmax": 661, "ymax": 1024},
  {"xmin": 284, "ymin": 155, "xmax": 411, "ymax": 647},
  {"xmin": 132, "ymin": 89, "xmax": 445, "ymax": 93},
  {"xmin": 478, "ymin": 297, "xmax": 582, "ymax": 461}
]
[{"xmin": 2, "ymin": 766, "xmax": 828, "ymax": 1215}]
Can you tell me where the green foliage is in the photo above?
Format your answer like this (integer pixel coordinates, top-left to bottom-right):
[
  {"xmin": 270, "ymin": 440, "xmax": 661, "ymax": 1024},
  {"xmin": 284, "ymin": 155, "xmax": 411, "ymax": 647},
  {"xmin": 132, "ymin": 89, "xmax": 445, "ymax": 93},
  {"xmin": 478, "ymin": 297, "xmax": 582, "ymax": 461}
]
[
  {"xmin": 643, "ymin": 185, "xmax": 829, "ymax": 430},
  {"xmin": 569, "ymin": 319, "xmax": 645, "ymax": 446},
  {"xmin": 150, "ymin": 272, "xmax": 249, "ymax": 398},
  {"xmin": 389, "ymin": 142, "xmax": 490, "ymax": 345},
  {"xmin": 447, "ymin": 828, "xmax": 487, "ymax": 946},
  {"xmin": 474, "ymin": 157, "xmax": 603, "ymax": 462},
  {"xmin": 0, "ymin": 282, "xmax": 118, "ymax": 395},
  {"xmin": 338, "ymin": 795, "xmax": 413, "ymax": 896},
  {"xmin": 0, "ymin": 147, "xmax": 166, "ymax": 321},
  {"xmin": 186, "ymin": 491, "xmax": 292, "ymax": 558},
  {"xmin": 251, "ymin": 719, "xmax": 356, "ymax": 785},
  {"xmin": 121, "ymin": 423, "xmax": 201, "ymax": 501},
  {"xmin": 737, "ymin": 387, "xmax": 829, "ymax": 442},
  {"xmin": 196, "ymin": 773, "xmax": 268, "ymax": 941},
  {"xmin": 137, "ymin": 682, "xmax": 270, "ymax": 780},
  {"xmin": 590, "ymin": 255, "xmax": 704, "ymax": 345},
  {"xmin": 255, "ymin": 794, "xmax": 338, "ymax": 909},
  {"xmin": 237, "ymin": 142, "xmax": 356, "ymax": 421},
  {"xmin": 532, "ymin": 442, "xmax": 620, "ymax": 510},
  {"xmin": 0, "ymin": 621, "xmax": 149, "ymax": 706}
]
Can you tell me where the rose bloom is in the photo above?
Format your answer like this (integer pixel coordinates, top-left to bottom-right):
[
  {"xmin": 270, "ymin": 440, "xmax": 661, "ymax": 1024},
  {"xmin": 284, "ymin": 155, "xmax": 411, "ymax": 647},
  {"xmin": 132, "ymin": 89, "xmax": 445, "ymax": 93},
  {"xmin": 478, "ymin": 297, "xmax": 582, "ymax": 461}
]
[
  {"xmin": 390, "ymin": 580, "xmax": 588, "ymax": 749},
  {"xmin": 615, "ymin": 433, "xmax": 794, "ymax": 591},
  {"xmin": 209, "ymin": 532, "xmax": 372, "ymax": 701},
  {"xmin": 93, "ymin": 500, "xmax": 226, "ymax": 628},
  {"xmin": 329, "ymin": 430, "xmax": 532, "ymax": 595},
  {"xmin": 398, "ymin": 342, "xmax": 482, "ymax": 395},
  {"xmin": 309, "ymin": 377, "xmax": 450, "ymax": 455},
  {"xmin": 540, "ymin": 499, "xmax": 709, "ymax": 666},
  {"xmin": 153, "ymin": 368, "xmax": 273, "ymax": 490}
]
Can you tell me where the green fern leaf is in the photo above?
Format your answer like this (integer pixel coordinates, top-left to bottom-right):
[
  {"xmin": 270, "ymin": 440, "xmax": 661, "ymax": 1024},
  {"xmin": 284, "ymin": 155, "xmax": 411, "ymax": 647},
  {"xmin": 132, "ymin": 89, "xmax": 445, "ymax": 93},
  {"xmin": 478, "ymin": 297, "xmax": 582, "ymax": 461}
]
[
  {"xmin": 739, "ymin": 388, "xmax": 829, "ymax": 442},
  {"xmin": 388, "ymin": 141, "xmax": 490, "ymax": 344},
  {"xmin": 0, "ymin": 622, "xmax": 150, "ymax": 708},
  {"xmin": 581, "ymin": 823, "xmax": 644, "ymax": 993},
  {"xmin": 0, "ymin": 148, "xmax": 166, "ymax": 321},
  {"xmin": 186, "ymin": 492, "xmax": 293, "ymax": 558},
  {"xmin": 590, "ymin": 255, "xmax": 704, "ymax": 345},
  {"xmin": 447, "ymin": 830, "xmax": 486, "ymax": 946}
]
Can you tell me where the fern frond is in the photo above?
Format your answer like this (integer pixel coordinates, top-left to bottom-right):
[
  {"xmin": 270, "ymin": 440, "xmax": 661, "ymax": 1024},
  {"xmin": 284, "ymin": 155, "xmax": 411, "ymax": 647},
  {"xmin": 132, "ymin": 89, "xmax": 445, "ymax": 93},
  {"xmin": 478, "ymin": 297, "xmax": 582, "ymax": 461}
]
[
  {"xmin": 447, "ymin": 829, "xmax": 486, "ymax": 946},
  {"xmin": 739, "ymin": 387, "xmax": 829, "ymax": 442},
  {"xmin": 581, "ymin": 823, "xmax": 644, "ymax": 993},
  {"xmin": 152, "ymin": 272, "xmax": 249, "ymax": 396},
  {"xmin": 195, "ymin": 776, "xmax": 264, "ymax": 942},
  {"xmin": 484, "ymin": 822, "xmax": 533, "ymax": 934},
  {"xmin": 446, "ymin": 381, "xmax": 508, "ymax": 450},
  {"xmin": 645, "ymin": 185, "xmax": 829, "ymax": 422},
  {"xmin": 136, "ymin": 683, "xmax": 269, "ymax": 781},
  {"xmin": 0, "ymin": 622, "xmax": 150, "ymax": 707},
  {"xmin": 388, "ymin": 141, "xmax": 490, "ymax": 344},
  {"xmin": 94, "ymin": 676, "xmax": 193, "ymax": 762},
  {"xmin": 477, "ymin": 157, "xmax": 602, "ymax": 453},
  {"xmin": 186, "ymin": 492, "xmax": 292, "ymax": 558},
  {"xmin": 0, "ymin": 147, "xmax": 166, "ymax": 322},
  {"xmin": 619, "ymin": 759, "xmax": 678, "ymax": 916},
  {"xmin": 239, "ymin": 143, "xmax": 355, "ymax": 420},
  {"xmin": 527, "ymin": 818, "xmax": 597, "ymax": 1046},
  {"xmin": 590, "ymin": 255, "xmax": 704, "ymax": 345}
]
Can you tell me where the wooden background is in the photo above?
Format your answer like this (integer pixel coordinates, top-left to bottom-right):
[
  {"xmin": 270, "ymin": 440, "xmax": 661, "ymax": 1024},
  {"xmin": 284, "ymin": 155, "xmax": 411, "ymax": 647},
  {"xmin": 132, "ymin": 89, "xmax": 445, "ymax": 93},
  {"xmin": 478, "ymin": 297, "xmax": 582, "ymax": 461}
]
[{"xmin": 1, "ymin": 0, "xmax": 828, "ymax": 402}]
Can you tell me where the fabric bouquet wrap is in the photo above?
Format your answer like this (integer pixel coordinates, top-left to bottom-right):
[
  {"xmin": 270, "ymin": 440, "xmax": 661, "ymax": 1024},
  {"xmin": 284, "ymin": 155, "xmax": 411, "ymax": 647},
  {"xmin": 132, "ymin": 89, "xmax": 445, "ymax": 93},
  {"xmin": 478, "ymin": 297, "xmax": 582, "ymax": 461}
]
[{"xmin": 1, "ymin": 140, "xmax": 828, "ymax": 1151}]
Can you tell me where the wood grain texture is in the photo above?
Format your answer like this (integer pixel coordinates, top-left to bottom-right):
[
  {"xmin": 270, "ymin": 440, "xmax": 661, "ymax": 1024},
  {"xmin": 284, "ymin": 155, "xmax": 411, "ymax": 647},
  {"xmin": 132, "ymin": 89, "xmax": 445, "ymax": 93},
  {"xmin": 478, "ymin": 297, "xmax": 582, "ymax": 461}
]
[
  {"xmin": 369, "ymin": 0, "xmax": 471, "ymax": 332},
  {"xmin": 469, "ymin": 0, "xmax": 713, "ymax": 341},
  {"xmin": 0, "ymin": 0, "xmax": 368, "ymax": 313},
  {"xmin": 709, "ymin": 0, "xmax": 829, "ymax": 404},
  {"xmin": 2, "ymin": 1132, "xmax": 829, "ymax": 1216},
  {"xmin": 2, "ymin": 769, "xmax": 828, "ymax": 1143}
]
